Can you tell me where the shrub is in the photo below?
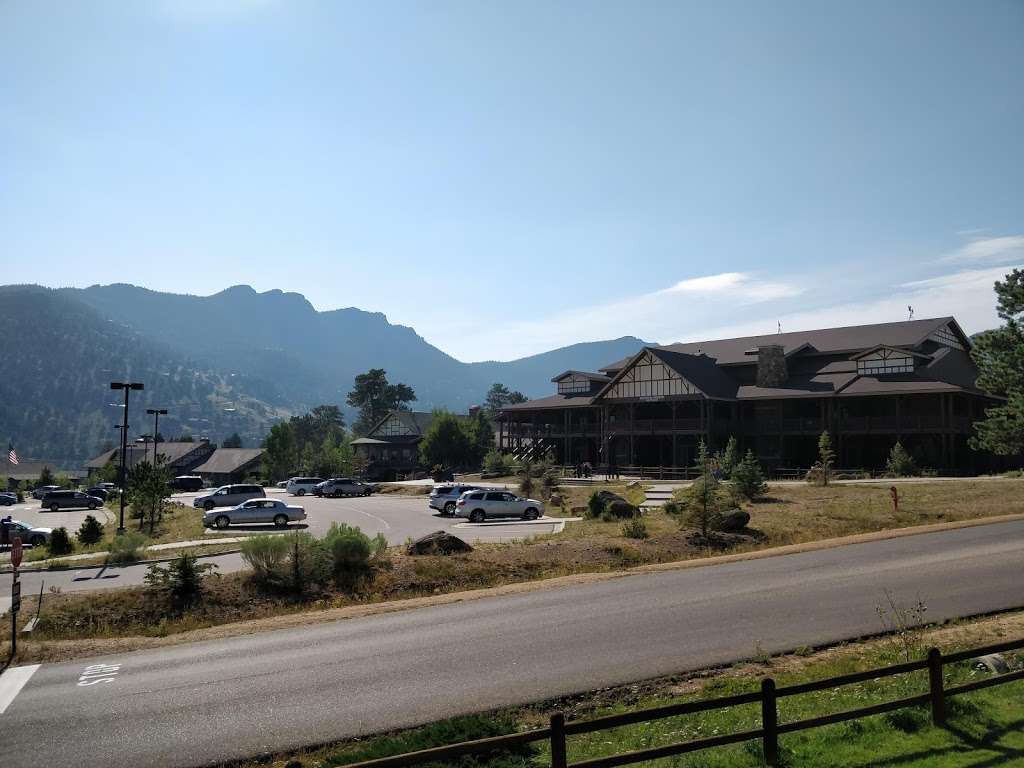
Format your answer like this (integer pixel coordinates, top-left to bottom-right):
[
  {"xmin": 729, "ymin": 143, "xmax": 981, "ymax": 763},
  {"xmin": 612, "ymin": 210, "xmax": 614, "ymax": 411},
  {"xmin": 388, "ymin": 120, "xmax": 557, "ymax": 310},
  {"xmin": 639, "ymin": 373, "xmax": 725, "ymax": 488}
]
[
  {"xmin": 144, "ymin": 553, "xmax": 217, "ymax": 608},
  {"xmin": 323, "ymin": 523, "xmax": 387, "ymax": 586},
  {"xmin": 586, "ymin": 491, "xmax": 606, "ymax": 519},
  {"xmin": 108, "ymin": 532, "xmax": 147, "ymax": 564},
  {"xmin": 730, "ymin": 450, "xmax": 768, "ymax": 501},
  {"xmin": 885, "ymin": 442, "xmax": 920, "ymax": 477},
  {"xmin": 621, "ymin": 518, "xmax": 649, "ymax": 539},
  {"xmin": 76, "ymin": 515, "xmax": 105, "ymax": 545},
  {"xmin": 483, "ymin": 448, "xmax": 510, "ymax": 475},
  {"xmin": 539, "ymin": 468, "xmax": 560, "ymax": 500},
  {"xmin": 48, "ymin": 527, "xmax": 74, "ymax": 556},
  {"xmin": 241, "ymin": 535, "xmax": 290, "ymax": 585},
  {"xmin": 662, "ymin": 500, "xmax": 681, "ymax": 517},
  {"xmin": 284, "ymin": 532, "xmax": 332, "ymax": 594}
]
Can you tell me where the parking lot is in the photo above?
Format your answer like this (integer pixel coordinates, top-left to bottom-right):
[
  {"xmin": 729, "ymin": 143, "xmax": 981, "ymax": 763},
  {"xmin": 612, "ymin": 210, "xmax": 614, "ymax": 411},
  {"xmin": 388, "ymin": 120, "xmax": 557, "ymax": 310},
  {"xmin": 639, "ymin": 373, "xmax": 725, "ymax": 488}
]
[
  {"xmin": 0, "ymin": 495, "xmax": 113, "ymax": 536},
  {"xmin": 177, "ymin": 488, "xmax": 567, "ymax": 545}
]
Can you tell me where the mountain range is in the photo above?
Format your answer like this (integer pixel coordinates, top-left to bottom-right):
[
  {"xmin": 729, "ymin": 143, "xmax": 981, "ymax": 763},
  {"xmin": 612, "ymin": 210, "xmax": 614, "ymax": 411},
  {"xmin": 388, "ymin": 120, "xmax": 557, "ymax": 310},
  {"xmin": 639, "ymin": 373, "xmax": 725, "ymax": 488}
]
[{"xmin": 1, "ymin": 283, "xmax": 649, "ymax": 465}]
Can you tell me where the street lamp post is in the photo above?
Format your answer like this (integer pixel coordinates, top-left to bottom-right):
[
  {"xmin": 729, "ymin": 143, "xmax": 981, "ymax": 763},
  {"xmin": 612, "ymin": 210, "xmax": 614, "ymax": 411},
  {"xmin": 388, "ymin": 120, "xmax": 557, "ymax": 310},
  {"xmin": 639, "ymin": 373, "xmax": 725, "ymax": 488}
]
[
  {"xmin": 146, "ymin": 408, "xmax": 167, "ymax": 465},
  {"xmin": 110, "ymin": 382, "xmax": 144, "ymax": 534}
]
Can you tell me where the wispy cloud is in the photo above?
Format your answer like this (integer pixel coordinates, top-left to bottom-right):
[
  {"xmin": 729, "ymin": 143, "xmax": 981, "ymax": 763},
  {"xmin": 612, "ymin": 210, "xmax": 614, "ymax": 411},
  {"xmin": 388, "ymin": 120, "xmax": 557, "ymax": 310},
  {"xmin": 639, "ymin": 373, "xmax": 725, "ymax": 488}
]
[
  {"xmin": 941, "ymin": 235, "xmax": 1024, "ymax": 264},
  {"xmin": 659, "ymin": 272, "xmax": 802, "ymax": 302}
]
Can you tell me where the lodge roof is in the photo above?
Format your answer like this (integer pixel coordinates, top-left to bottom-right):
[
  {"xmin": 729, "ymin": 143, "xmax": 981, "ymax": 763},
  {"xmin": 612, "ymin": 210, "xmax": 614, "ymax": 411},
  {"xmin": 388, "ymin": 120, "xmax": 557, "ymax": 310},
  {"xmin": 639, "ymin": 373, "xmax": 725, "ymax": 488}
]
[
  {"xmin": 193, "ymin": 448, "xmax": 264, "ymax": 475},
  {"xmin": 600, "ymin": 317, "xmax": 963, "ymax": 371}
]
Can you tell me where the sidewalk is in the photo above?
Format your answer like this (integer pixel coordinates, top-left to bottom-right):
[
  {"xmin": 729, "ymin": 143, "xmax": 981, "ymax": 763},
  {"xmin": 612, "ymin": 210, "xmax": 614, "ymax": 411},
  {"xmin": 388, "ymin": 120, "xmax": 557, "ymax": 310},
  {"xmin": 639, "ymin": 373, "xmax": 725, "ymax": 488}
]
[{"xmin": 0, "ymin": 536, "xmax": 247, "ymax": 571}]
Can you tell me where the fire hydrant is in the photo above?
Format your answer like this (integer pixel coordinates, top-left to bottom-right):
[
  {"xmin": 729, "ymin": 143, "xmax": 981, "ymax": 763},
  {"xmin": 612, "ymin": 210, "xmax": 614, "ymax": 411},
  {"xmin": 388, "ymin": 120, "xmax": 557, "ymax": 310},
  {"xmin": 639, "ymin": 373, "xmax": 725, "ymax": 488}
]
[{"xmin": 890, "ymin": 485, "xmax": 899, "ymax": 513}]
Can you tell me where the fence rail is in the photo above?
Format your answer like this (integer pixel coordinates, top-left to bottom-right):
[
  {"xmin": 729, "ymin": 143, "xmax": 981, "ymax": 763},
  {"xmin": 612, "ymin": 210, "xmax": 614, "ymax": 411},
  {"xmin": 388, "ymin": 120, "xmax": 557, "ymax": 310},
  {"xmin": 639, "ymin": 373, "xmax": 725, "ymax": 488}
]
[{"xmin": 340, "ymin": 637, "xmax": 1024, "ymax": 768}]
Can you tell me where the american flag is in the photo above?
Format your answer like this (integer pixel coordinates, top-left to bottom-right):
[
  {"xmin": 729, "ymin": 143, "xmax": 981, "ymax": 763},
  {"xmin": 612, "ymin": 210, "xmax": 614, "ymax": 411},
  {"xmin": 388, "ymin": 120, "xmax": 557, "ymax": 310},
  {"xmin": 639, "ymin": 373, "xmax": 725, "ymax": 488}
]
[{"xmin": 7, "ymin": 443, "xmax": 18, "ymax": 466}]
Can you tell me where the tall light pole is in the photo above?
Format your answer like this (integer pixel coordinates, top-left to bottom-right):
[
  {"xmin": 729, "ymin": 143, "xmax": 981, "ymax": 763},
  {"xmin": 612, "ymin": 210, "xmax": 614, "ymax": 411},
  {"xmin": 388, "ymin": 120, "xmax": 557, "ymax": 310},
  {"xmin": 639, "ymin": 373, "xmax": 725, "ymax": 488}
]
[
  {"xmin": 110, "ymin": 382, "xmax": 144, "ymax": 534},
  {"xmin": 146, "ymin": 408, "xmax": 167, "ymax": 465}
]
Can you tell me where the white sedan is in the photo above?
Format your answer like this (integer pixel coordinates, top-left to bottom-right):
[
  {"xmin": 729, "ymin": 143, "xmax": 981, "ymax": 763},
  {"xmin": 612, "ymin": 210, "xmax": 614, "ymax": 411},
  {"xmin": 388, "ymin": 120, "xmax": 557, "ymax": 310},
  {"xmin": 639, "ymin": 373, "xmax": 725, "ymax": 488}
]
[{"xmin": 203, "ymin": 498, "xmax": 306, "ymax": 530}]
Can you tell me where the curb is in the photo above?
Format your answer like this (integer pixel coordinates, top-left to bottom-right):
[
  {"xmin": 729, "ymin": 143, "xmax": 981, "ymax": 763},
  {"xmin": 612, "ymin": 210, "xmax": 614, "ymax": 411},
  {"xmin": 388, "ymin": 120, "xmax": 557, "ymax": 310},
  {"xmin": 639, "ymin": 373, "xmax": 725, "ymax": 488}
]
[{"xmin": 0, "ymin": 547, "xmax": 242, "ymax": 574}]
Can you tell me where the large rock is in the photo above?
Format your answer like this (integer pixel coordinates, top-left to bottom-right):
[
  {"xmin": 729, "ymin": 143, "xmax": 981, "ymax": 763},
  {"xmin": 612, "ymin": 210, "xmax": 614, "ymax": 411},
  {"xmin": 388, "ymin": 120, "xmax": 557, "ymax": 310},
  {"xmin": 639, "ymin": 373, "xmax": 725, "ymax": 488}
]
[
  {"xmin": 406, "ymin": 531, "xmax": 473, "ymax": 556},
  {"xmin": 549, "ymin": 493, "xmax": 564, "ymax": 507},
  {"xmin": 594, "ymin": 490, "xmax": 637, "ymax": 518},
  {"xmin": 716, "ymin": 509, "xmax": 750, "ymax": 533}
]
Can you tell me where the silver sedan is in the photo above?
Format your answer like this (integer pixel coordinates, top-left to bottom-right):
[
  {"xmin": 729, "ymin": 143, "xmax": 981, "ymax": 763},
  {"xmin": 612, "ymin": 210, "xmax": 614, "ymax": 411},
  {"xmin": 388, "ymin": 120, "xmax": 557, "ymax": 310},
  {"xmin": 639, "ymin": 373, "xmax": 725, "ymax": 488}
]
[{"xmin": 203, "ymin": 498, "xmax": 306, "ymax": 530}]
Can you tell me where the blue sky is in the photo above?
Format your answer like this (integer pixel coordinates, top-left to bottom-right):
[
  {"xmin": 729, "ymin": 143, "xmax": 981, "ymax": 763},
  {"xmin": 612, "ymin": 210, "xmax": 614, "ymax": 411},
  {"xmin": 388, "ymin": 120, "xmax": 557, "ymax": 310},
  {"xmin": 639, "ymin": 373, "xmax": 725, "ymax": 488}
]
[{"xmin": 2, "ymin": 0, "xmax": 1022, "ymax": 361}]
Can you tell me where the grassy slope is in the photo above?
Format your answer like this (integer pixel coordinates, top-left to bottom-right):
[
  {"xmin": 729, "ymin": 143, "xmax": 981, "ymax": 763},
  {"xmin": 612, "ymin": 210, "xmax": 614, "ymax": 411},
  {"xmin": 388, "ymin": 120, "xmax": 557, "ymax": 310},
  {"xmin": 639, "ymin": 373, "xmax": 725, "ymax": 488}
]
[{"xmin": 249, "ymin": 612, "xmax": 1024, "ymax": 768}]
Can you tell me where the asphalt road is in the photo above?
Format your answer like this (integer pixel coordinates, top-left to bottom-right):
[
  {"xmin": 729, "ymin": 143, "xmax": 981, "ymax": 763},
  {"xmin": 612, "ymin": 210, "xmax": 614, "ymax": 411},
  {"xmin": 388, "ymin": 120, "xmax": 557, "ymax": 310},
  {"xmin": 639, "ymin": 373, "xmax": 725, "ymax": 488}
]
[{"xmin": 1, "ymin": 519, "xmax": 1022, "ymax": 768}]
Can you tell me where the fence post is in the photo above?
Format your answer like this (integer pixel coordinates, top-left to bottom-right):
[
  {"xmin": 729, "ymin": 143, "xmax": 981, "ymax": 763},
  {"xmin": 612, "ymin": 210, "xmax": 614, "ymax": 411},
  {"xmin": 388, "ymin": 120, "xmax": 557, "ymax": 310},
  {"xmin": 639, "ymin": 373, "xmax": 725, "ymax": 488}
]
[
  {"xmin": 761, "ymin": 678, "xmax": 779, "ymax": 766},
  {"xmin": 550, "ymin": 712, "xmax": 567, "ymax": 768},
  {"xmin": 928, "ymin": 647, "xmax": 946, "ymax": 727}
]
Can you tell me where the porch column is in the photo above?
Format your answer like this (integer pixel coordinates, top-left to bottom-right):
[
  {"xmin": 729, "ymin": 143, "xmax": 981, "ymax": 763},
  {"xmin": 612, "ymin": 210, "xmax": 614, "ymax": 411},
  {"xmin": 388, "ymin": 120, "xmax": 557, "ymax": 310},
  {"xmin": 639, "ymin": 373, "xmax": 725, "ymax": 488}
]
[
  {"xmin": 895, "ymin": 396, "xmax": 902, "ymax": 442},
  {"xmin": 629, "ymin": 403, "xmax": 636, "ymax": 465}
]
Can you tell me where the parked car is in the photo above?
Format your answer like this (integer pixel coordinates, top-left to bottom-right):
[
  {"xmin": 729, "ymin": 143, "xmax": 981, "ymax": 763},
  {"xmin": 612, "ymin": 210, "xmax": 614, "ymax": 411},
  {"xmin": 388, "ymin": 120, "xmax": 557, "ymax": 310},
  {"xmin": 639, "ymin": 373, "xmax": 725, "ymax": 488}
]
[
  {"xmin": 169, "ymin": 475, "xmax": 204, "ymax": 492},
  {"xmin": 192, "ymin": 484, "xmax": 265, "ymax": 511},
  {"xmin": 0, "ymin": 518, "xmax": 51, "ymax": 547},
  {"xmin": 286, "ymin": 477, "xmax": 324, "ymax": 496},
  {"xmin": 0, "ymin": 492, "xmax": 18, "ymax": 506},
  {"xmin": 455, "ymin": 490, "xmax": 543, "ymax": 522},
  {"xmin": 429, "ymin": 484, "xmax": 484, "ymax": 516},
  {"xmin": 85, "ymin": 487, "xmax": 109, "ymax": 501},
  {"xmin": 40, "ymin": 490, "xmax": 104, "ymax": 512},
  {"xmin": 203, "ymin": 498, "xmax": 306, "ymax": 529},
  {"xmin": 32, "ymin": 485, "xmax": 61, "ymax": 500},
  {"xmin": 316, "ymin": 477, "xmax": 373, "ymax": 498},
  {"xmin": 276, "ymin": 480, "xmax": 289, "ymax": 489}
]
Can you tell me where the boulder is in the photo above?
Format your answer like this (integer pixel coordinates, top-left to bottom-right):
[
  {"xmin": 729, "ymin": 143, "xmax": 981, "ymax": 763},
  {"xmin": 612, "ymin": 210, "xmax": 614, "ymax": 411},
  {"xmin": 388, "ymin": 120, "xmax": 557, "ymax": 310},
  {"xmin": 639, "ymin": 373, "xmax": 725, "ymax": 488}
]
[
  {"xmin": 549, "ymin": 493, "xmax": 564, "ymax": 507},
  {"xmin": 716, "ymin": 509, "xmax": 750, "ymax": 533},
  {"xmin": 593, "ymin": 490, "xmax": 637, "ymax": 518},
  {"xmin": 406, "ymin": 531, "xmax": 473, "ymax": 556},
  {"xmin": 973, "ymin": 654, "xmax": 1010, "ymax": 675}
]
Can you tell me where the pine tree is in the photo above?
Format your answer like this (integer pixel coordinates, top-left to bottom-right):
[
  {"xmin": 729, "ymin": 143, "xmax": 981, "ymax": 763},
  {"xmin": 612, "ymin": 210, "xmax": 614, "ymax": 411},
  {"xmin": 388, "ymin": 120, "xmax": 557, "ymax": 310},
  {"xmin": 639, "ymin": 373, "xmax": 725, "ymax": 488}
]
[
  {"xmin": 719, "ymin": 436, "xmax": 740, "ymax": 479},
  {"xmin": 817, "ymin": 431, "xmax": 835, "ymax": 485},
  {"xmin": 731, "ymin": 450, "xmax": 768, "ymax": 500},
  {"xmin": 886, "ymin": 441, "xmax": 919, "ymax": 477},
  {"xmin": 970, "ymin": 268, "xmax": 1024, "ymax": 455}
]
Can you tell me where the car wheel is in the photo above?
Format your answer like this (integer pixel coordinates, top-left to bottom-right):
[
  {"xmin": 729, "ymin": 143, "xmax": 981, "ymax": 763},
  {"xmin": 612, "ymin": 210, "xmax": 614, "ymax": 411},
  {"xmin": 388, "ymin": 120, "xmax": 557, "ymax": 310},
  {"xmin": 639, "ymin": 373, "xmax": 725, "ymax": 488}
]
[
  {"xmin": 215, "ymin": 515, "xmax": 230, "ymax": 529},
  {"xmin": 88, "ymin": 502, "xmax": 97, "ymax": 510},
  {"xmin": 443, "ymin": 501, "xmax": 456, "ymax": 516},
  {"xmin": 30, "ymin": 534, "xmax": 46, "ymax": 546},
  {"xmin": 297, "ymin": 488, "xmax": 305, "ymax": 496},
  {"xmin": 363, "ymin": 490, "xmax": 371, "ymax": 497},
  {"xmin": 204, "ymin": 501, "xmax": 215, "ymax": 511},
  {"xmin": 523, "ymin": 507, "xmax": 540, "ymax": 521},
  {"xmin": 469, "ymin": 509, "xmax": 485, "ymax": 523},
  {"xmin": 50, "ymin": 503, "xmax": 60, "ymax": 512},
  {"xmin": 273, "ymin": 514, "xmax": 288, "ymax": 528}
]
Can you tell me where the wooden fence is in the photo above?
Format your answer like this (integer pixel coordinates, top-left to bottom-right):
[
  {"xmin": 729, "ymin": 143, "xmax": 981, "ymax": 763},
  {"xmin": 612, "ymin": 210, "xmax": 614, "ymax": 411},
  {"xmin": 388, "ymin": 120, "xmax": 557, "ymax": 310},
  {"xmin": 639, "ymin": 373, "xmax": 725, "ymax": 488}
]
[{"xmin": 340, "ymin": 637, "xmax": 1024, "ymax": 768}]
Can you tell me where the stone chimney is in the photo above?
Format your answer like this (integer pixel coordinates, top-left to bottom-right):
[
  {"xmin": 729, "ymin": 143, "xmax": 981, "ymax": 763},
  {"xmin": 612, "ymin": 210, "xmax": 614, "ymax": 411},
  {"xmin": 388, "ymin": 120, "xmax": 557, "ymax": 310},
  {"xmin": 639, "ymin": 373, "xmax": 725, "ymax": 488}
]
[{"xmin": 756, "ymin": 344, "xmax": 788, "ymax": 388}]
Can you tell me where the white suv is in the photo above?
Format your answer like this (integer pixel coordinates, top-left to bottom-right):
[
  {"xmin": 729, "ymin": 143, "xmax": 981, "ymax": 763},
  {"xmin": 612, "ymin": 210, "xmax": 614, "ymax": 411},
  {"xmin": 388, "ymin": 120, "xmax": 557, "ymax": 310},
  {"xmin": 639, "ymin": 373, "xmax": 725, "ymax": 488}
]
[
  {"xmin": 286, "ymin": 477, "xmax": 324, "ymax": 496},
  {"xmin": 455, "ymin": 490, "xmax": 543, "ymax": 522}
]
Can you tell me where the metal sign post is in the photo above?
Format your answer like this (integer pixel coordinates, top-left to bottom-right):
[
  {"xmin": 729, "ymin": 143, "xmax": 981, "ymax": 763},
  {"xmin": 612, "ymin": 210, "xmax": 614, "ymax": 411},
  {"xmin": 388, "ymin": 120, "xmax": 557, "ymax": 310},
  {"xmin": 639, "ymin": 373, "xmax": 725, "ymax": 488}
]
[{"xmin": 10, "ymin": 535, "xmax": 21, "ymax": 658}]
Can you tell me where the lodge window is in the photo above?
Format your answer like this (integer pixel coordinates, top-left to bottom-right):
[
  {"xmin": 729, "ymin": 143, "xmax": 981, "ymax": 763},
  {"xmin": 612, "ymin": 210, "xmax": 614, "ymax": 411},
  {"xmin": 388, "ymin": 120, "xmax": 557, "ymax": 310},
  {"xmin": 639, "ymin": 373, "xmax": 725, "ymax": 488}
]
[
  {"xmin": 557, "ymin": 376, "xmax": 591, "ymax": 394},
  {"xmin": 856, "ymin": 349, "xmax": 914, "ymax": 375},
  {"xmin": 929, "ymin": 325, "xmax": 966, "ymax": 351}
]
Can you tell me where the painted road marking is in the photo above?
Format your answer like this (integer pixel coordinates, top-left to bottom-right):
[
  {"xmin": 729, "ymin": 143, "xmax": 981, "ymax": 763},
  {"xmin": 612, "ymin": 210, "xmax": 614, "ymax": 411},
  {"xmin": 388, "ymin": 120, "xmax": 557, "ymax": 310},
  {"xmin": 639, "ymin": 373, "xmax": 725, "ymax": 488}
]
[
  {"xmin": 77, "ymin": 662, "xmax": 121, "ymax": 687},
  {"xmin": 0, "ymin": 664, "xmax": 41, "ymax": 714},
  {"xmin": 351, "ymin": 506, "xmax": 391, "ymax": 529}
]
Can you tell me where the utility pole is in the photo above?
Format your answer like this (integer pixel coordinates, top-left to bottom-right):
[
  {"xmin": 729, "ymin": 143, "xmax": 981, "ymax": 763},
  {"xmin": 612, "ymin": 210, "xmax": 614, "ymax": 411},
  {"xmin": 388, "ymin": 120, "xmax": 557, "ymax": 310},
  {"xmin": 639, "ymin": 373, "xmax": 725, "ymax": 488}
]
[
  {"xmin": 147, "ymin": 408, "xmax": 167, "ymax": 465},
  {"xmin": 110, "ymin": 382, "xmax": 144, "ymax": 534}
]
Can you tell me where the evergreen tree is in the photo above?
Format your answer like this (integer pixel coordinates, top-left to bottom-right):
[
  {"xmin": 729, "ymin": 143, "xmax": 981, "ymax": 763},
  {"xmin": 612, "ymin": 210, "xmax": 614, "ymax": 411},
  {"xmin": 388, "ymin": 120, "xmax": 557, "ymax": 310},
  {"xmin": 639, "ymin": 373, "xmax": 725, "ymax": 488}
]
[
  {"xmin": 719, "ymin": 436, "xmax": 740, "ymax": 479},
  {"xmin": 731, "ymin": 450, "xmax": 768, "ymax": 500},
  {"xmin": 346, "ymin": 369, "xmax": 416, "ymax": 435},
  {"xmin": 970, "ymin": 268, "xmax": 1024, "ymax": 455},
  {"xmin": 886, "ymin": 441, "xmax": 920, "ymax": 477},
  {"xmin": 37, "ymin": 466, "xmax": 55, "ymax": 487},
  {"xmin": 817, "ymin": 431, "xmax": 836, "ymax": 485},
  {"xmin": 221, "ymin": 432, "xmax": 243, "ymax": 448},
  {"xmin": 419, "ymin": 411, "xmax": 472, "ymax": 469}
]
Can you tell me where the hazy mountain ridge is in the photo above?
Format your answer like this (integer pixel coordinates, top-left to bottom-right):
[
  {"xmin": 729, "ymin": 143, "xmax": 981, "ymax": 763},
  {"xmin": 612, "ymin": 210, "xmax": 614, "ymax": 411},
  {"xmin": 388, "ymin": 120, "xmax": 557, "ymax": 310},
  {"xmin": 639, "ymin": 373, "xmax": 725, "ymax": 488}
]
[
  {"xmin": 0, "ymin": 286, "xmax": 288, "ymax": 466},
  {"xmin": 5, "ymin": 283, "xmax": 652, "ymax": 463}
]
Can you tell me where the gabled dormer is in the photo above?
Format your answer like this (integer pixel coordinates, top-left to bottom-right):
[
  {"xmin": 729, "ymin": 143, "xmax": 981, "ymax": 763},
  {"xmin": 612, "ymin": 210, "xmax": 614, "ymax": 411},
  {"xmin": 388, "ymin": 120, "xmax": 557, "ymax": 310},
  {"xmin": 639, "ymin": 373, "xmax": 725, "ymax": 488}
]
[
  {"xmin": 552, "ymin": 370, "xmax": 610, "ymax": 396},
  {"xmin": 851, "ymin": 346, "xmax": 930, "ymax": 376}
]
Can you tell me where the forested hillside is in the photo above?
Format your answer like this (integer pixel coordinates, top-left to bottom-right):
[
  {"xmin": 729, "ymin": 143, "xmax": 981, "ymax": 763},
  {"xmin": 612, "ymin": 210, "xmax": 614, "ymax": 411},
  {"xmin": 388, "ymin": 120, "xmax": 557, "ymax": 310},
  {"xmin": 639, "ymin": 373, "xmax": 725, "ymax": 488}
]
[{"xmin": 0, "ymin": 286, "xmax": 288, "ymax": 466}]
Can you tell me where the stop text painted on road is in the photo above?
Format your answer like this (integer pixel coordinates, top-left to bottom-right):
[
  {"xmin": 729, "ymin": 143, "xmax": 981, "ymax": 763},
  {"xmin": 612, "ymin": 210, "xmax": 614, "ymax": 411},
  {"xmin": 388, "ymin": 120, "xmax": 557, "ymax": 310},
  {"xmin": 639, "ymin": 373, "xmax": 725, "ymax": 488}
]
[{"xmin": 78, "ymin": 663, "xmax": 122, "ymax": 687}]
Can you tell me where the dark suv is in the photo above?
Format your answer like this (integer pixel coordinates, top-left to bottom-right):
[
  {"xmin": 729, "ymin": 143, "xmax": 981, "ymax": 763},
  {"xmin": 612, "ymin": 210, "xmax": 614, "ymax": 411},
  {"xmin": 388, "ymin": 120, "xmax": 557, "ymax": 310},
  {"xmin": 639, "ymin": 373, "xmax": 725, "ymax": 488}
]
[
  {"xmin": 41, "ymin": 490, "xmax": 104, "ymax": 512},
  {"xmin": 170, "ymin": 475, "xmax": 204, "ymax": 492}
]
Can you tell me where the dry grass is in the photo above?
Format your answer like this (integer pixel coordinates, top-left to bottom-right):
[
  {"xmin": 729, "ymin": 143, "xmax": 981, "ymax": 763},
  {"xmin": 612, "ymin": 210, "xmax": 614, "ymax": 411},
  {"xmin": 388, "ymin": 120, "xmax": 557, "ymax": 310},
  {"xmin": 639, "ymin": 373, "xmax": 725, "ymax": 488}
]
[{"xmin": 376, "ymin": 484, "xmax": 433, "ymax": 496}]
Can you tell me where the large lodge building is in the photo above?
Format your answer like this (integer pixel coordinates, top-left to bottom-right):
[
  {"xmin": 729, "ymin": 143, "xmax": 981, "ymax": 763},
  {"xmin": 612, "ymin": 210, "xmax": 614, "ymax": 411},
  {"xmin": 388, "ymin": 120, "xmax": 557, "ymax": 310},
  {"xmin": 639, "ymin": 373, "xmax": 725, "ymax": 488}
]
[{"xmin": 497, "ymin": 317, "xmax": 1009, "ymax": 475}]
